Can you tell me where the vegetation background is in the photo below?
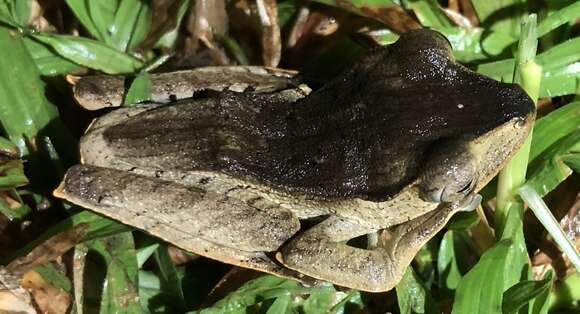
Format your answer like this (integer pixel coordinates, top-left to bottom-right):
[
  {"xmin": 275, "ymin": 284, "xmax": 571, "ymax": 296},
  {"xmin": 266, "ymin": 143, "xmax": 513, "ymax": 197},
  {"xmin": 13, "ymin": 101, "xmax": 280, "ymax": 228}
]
[{"xmin": 0, "ymin": 0, "xmax": 578, "ymax": 313}]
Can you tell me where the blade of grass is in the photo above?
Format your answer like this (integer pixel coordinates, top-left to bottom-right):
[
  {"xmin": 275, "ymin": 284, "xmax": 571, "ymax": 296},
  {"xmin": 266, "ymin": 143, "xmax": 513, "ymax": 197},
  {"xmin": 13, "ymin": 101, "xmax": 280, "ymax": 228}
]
[
  {"xmin": 518, "ymin": 185, "xmax": 580, "ymax": 272},
  {"xmin": 404, "ymin": 0, "xmax": 452, "ymax": 28},
  {"xmin": 495, "ymin": 14, "xmax": 541, "ymax": 237},
  {"xmin": 530, "ymin": 101, "xmax": 580, "ymax": 162},
  {"xmin": 154, "ymin": 245, "xmax": 186, "ymax": 312},
  {"xmin": 477, "ymin": 37, "xmax": 579, "ymax": 97},
  {"xmin": 470, "ymin": 0, "xmax": 525, "ymax": 37},
  {"xmin": 537, "ymin": 1, "xmax": 580, "ymax": 37}
]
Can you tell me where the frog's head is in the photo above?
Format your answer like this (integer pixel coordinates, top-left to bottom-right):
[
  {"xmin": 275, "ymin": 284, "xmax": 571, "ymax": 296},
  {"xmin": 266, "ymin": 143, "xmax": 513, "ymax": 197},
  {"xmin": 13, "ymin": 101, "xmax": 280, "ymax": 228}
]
[
  {"xmin": 389, "ymin": 29, "xmax": 538, "ymax": 205},
  {"xmin": 418, "ymin": 99, "xmax": 535, "ymax": 205}
]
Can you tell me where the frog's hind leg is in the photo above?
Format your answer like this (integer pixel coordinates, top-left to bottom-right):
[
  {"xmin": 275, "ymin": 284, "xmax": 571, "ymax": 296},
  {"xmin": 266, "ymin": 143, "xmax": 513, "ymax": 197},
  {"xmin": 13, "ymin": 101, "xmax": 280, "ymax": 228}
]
[
  {"xmin": 54, "ymin": 164, "xmax": 304, "ymax": 281},
  {"xmin": 278, "ymin": 204, "xmax": 461, "ymax": 292}
]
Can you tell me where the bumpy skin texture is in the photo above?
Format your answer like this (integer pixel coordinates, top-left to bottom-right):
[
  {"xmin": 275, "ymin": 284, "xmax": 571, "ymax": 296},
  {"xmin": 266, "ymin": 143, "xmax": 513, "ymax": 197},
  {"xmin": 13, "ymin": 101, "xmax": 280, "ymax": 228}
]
[{"xmin": 56, "ymin": 29, "xmax": 535, "ymax": 292}]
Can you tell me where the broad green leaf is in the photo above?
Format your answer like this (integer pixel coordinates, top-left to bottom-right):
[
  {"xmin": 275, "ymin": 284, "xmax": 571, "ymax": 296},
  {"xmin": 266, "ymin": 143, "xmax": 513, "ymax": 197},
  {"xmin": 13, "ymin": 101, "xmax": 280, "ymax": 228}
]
[
  {"xmin": 110, "ymin": 0, "xmax": 150, "ymax": 52},
  {"xmin": 526, "ymin": 130, "xmax": 580, "ymax": 197},
  {"xmin": 0, "ymin": 0, "xmax": 31, "ymax": 26},
  {"xmin": 23, "ymin": 37, "xmax": 81, "ymax": 76},
  {"xmin": 396, "ymin": 267, "xmax": 439, "ymax": 314},
  {"xmin": 84, "ymin": 232, "xmax": 140, "ymax": 314},
  {"xmin": 65, "ymin": 0, "xmax": 102, "ymax": 40},
  {"xmin": 123, "ymin": 72, "xmax": 151, "ymax": 106},
  {"xmin": 452, "ymin": 240, "xmax": 513, "ymax": 314},
  {"xmin": 530, "ymin": 101, "xmax": 580, "ymax": 162},
  {"xmin": 502, "ymin": 271, "xmax": 553, "ymax": 314},
  {"xmin": 0, "ymin": 26, "xmax": 74, "ymax": 173},
  {"xmin": 9, "ymin": 0, "xmax": 29, "ymax": 26},
  {"xmin": 30, "ymin": 33, "xmax": 143, "ymax": 74},
  {"xmin": 87, "ymin": 0, "xmax": 119, "ymax": 44}
]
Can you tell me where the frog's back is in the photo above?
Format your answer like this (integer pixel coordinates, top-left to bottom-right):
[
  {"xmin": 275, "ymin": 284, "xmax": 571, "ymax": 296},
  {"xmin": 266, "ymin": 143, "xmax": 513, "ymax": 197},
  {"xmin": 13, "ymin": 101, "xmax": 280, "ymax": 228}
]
[{"xmin": 94, "ymin": 29, "xmax": 533, "ymax": 202}]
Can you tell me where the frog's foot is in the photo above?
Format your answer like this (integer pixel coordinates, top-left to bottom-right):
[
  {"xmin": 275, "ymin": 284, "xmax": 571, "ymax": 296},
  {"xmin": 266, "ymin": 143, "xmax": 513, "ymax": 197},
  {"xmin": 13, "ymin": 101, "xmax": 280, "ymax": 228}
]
[
  {"xmin": 278, "ymin": 204, "xmax": 459, "ymax": 292},
  {"xmin": 55, "ymin": 164, "xmax": 304, "ymax": 281}
]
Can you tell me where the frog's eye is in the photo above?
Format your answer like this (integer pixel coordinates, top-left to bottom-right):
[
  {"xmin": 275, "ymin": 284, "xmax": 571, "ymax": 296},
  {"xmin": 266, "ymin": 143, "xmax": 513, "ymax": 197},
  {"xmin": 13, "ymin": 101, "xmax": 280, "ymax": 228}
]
[{"xmin": 456, "ymin": 178, "xmax": 475, "ymax": 195}]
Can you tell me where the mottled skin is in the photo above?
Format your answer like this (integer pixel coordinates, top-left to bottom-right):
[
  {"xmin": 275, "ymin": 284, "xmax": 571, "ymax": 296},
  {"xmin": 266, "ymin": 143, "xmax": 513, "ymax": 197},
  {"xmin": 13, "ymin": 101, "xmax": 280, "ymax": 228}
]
[{"xmin": 55, "ymin": 29, "xmax": 535, "ymax": 292}]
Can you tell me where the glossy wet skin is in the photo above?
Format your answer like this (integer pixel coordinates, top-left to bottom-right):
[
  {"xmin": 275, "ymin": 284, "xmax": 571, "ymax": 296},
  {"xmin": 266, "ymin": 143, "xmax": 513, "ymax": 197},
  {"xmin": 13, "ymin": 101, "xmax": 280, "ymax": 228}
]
[{"xmin": 55, "ymin": 29, "xmax": 535, "ymax": 292}]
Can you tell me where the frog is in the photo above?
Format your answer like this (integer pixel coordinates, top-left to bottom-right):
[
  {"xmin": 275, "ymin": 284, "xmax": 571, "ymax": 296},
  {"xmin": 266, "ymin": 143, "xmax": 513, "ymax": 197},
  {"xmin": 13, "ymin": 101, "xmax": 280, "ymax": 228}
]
[{"xmin": 54, "ymin": 29, "xmax": 535, "ymax": 292}]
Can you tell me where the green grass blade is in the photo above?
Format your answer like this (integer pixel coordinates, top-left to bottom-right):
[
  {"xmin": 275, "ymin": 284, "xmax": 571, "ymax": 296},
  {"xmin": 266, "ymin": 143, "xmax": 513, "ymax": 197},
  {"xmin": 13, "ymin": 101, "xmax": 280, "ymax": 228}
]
[
  {"xmin": 470, "ymin": 0, "xmax": 524, "ymax": 37},
  {"xmin": 530, "ymin": 101, "xmax": 580, "ymax": 162},
  {"xmin": 502, "ymin": 271, "xmax": 553, "ymax": 314},
  {"xmin": 154, "ymin": 245, "xmax": 186, "ymax": 311},
  {"xmin": 477, "ymin": 37, "xmax": 579, "ymax": 97},
  {"xmin": 451, "ymin": 240, "xmax": 513, "ymax": 314},
  {"xmin": 537, "ymin": 1, "xmax": 580, "ymax": 37},
  {"xmin": 496, "ymin": 14, "xmax": 540, "ymax": 235},
  {"xmin": 438, "ymin": 27, "xmax": 516, "ymax": 62},
  {"xmin": 404, "ymin": 0, "xmax": 452, "ymax": 28},
  {"xmin": 518, "ymin": 185, "xmax": 580, "ymax": 272},
  {"xmin": 30, "ymin": 33, "xmax": 143, "ymax": 74}
]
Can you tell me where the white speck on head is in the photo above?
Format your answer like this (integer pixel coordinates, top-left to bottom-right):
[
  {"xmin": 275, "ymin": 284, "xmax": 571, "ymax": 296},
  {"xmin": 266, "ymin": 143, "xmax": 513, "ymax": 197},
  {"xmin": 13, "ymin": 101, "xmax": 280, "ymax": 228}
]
[{"xmin": 457, "ymin": 103, "xmax": 464, "ymax": 109}]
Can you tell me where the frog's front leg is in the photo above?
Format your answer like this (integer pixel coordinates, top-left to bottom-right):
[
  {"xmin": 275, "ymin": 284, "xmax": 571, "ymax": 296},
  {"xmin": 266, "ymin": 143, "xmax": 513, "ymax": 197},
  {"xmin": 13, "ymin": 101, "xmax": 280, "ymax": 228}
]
[
  {"xmin": 278, "ymin": 200, "xmax": 475, "ymax": 292},
  {"xmin": 55, "ymin": 164, "xmax": 303, "ymax": 279}
]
